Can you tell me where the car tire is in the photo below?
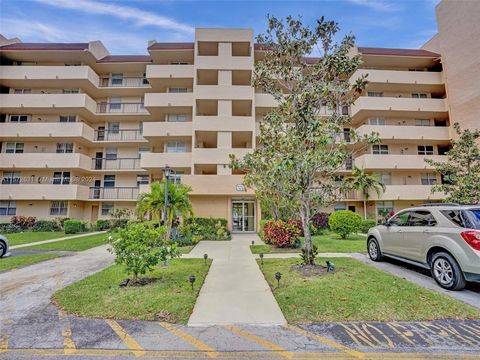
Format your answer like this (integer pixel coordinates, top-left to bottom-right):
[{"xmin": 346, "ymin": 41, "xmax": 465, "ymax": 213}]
[
  {"xmin": 0, "ymin": 241, "xmax": 6, "ymax": 258},
  {"xmin": 367, "ymin": 237, "xmax": 383, "ymax": 262},
  {"xmin": 430, "ymin": 252, "xmax": 466, "ymax": 291}
]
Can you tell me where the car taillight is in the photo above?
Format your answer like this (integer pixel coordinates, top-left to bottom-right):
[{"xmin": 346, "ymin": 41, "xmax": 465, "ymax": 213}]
[{"xmin": 461, "ymin": 231, "xmax": 480, "ymax": 251}]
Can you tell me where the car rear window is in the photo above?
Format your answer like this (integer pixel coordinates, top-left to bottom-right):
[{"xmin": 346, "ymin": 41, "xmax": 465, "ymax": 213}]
[
  {"xmin": 464, "ymin": 209, "xmax": 480, "ymax": 230},
  {"xmin": 440, "ymin": 209, "xmax": 480, "ymax": 229}
]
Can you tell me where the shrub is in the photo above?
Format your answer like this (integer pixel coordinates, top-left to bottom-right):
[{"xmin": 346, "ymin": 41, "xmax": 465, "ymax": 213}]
[
  {"xmin": 10, "ymin": 216, "xmax": 36, "ymax": 230},
  {"xmin": 56, "ymin": 217, "xmax": 70, "ymax": 229},
  {"xmin": 64, "ymin": 219, "xmax": 88, "ymax": 234},
  {"xmin": 95, "ymin": 219, "xmax": 112, "ymax": 231},
  {"xmin": 311, "ymin": 212, "xmax": 329, "ymax": 234},
  {"xmin": 182, "ymin": 217, "xmax": 230, "ymax": 241},
  {"xmin": 328, "ymin": 210, "xmax": 362, "ymax": 239},
  {"xmin": 0, "ymin": 223, "xmax": 22, "ymax": 233},
  {"xmin": 360, "ymin": 219, "xmax": 377, "ymax": 234},
  {"xmin": 258, "ymin": 219, "xmax": 270, "ymax": 240},
  {"xmin": 263, "ymin": 220, "xmax": 302, "ymax": 248},
  {"xmin": 33, "ymin": 219, "xmax": 62, "ymax": 232},
  {"xmin": 108, "ymin": 223, "xmax": 179, "ymax": 283},
  {"xmin": 184, "ymin": 217, "xmax": 227, "ymax": 228}
]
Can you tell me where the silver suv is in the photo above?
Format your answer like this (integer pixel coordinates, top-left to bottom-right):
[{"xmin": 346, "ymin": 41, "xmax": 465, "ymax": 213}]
[{"xmin": 367, "ymin": 204, "xmax": 480, "ymax": 290}]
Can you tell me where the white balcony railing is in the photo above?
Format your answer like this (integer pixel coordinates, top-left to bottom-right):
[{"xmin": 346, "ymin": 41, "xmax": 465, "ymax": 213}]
[
  {"xmin": 96, "ymin": 102, "xmax": 147, "ymax": 114},
  {"xmin": 98, "ymin": 77, "xmax": 149, "ymax": 88}
]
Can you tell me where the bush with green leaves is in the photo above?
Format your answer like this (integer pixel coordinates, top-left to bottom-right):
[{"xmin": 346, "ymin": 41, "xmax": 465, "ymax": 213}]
[
  {"xmin": 95, "ymin": 219, "xmax": 112, "ymax": 231},
  {"xmin": 11, "ymin": 216, "xmax": 36, "ymax": 230},
  {"xmin": 64, "ymin": 219, "xmax": 89, "ymax": 234},
  {"xmin": 328, "ymin": 210, "xmax": 362, "ymax": 239},
  {"xmin": 258, "ymin": 219, "xmax": 269, "ymax": 240},
  {"xmin": 360, "ymin": 219, "xmax": 377, "ymax": 234},
  {"xmin": 108, "ymin": 223, "xmax": 180, "ymax": 283},
  {"xmin": 182, "ymin": 217, "xmax": 230, "ymax": 240},
  {"xmin": 0, "ymin": 223, "xmax": 22, "ymax": 233},
  {"xmin": 32, "ymin": 219, "xmax": 62, "ymax": 232}
]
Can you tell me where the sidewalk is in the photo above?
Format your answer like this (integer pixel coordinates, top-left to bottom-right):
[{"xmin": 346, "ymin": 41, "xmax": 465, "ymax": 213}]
[
  {"xmin": 10, "ymin": 231, "xmax": 107, "ymax": 250},
  {"xmin": 186, "ymin": 234, "xmax": 287, "ymax": 326}
]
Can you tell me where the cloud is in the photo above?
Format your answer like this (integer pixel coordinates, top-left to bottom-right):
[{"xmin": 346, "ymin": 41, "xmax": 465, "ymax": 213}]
[
  {"xmin": 33, "ymin": 0, "xmax": 194, "ymax": 34},
  {"xmin": 0, "ymin": 18, "xmax": 65, "ymax": 42},
  {"xmin": 346, "ymin": 0, "xmax": 402, "ymax": 12}
]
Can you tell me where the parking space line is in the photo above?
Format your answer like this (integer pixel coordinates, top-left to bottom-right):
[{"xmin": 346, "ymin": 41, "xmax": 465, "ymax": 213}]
[
  {"xmin": 58, "ymin": 309, "xmax": 76, "ymax": 355},
  {"xmin": 105, "ymin": 319, "xmax": 146, "ymax": 357},
  {"xmin": 224, "ymin": 324, "xmax": 294, "ymax": 359},
  {"xmin": 285, "ymin": 324, "xmax": 365, "ymax": 358},
  {"xmin": 159, "ymin": 322, "xmax": 219, "ymax": 358}
]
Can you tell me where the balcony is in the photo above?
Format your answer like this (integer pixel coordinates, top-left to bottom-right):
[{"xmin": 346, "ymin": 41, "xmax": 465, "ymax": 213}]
[
  {"xmin": 96, "ymin": 102, "xmax": 148, "ymax": 114},
  {"xmin": 94, "ymin": 129, "xmax": 145, "ymax": 142},
  {"xmin": 195, "ymin": 85, "xmax": 253, "ymax": 100},
  {"xmin": 142, "ymin": 122, "xmax": 192, "ymax": 139},
  {"xmin": 0, "ymin": 94, "xmax": 97, "ymax": 117},
  {"xmin": 144, "ymin": 93, "xmax": 193, "ymax": 108},
  {"xmin": 352, "ymin": 69, "xmax": 444, "ymax": 87},
  {"xmin": 0, "ymin": 153, "xmax": 91, "ymax": 170},
  {"xmin": 91, "ymin": 157, "xmax": 142, "ymax": 170},
  {"xmin": 146, "ymin": 65, "xmax": 194, "ymax": 83},
  {"xmin": 255, "ymin": 93, "xmax": 278, "ymax": 108},
  {"xmin": 195, "ymin": 55, "xmax": 252, "ymax": 70},
  {"xmin": 98, "ymin": 76, "xmax": 149, "ymax": 88},
  {"xmin": 351, "ymin": 97, "xmax": 447, "ymax": 120},
  {"xmin": 192, "ymin": 148, "xmax": 252, "ymax": 164},
  {"xmin": 356, "ymin": 125, "xmax": 450, "ymax": 141},
  {"xmin": 140, "ymin": 152, "xmax": 192, "ymax": 169},
  {"xmin": 181, "ymin": 175, "xmax": 255, "ymax": 195},
  {"xmin": 0, "ymin": 184, "xmax": 89, "ymax": 201},
  {"xmin": 354, "ymin": 154, "xmax": 446, "ymax": 170},
  {"xmin": 89, "ymin": 187, "xmax": 139, "ymax": 200},
  {"xmin": 0, "ymin": 122, "xmax": 94, "ymax": 142},
  {"xmin": 368, "ymin": 185, "xmax": 444, "ymax": 201},
  {"xmin": 193, "ymin": 116, "xmax": 253, "ymax": 132}
]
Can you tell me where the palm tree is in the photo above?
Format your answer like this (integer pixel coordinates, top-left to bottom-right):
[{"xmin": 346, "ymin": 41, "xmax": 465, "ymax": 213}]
[
  {"xmin": 345, "ymin": 166, "xmax": 386, "ymax": 219},
  {"xmin": 136, "ymin": 181, "xmax": 193, "ymax": 239}
]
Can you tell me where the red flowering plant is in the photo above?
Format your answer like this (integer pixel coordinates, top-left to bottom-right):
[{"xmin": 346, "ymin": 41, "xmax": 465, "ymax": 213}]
[{"xmin": 263, "ymin": 220, "xmax": 302, "ymax": 248}]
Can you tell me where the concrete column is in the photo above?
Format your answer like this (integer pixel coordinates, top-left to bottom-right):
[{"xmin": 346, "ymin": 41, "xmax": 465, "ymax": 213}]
[
  {"xmin": 218, "ymin": 70, "xmax": 232, "ymax": 85},
  {"xmin": 218, "ymin": 42, "xmax": 232, "ymax": 57},
  {"xmin": 217, "ymin": 131, "xmax": 232, "ymax": 149},
  {"xmin": 217, "ymin": 164, "xmax": 231, "ymax": 175},
  {"xmin": 218, "ymin": 100, "xmax": 231, "ymax": 116}
]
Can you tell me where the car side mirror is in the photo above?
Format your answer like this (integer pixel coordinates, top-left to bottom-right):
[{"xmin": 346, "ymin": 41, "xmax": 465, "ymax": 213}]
[{"xmin": 383, "ymin": 221, "xmax": 391, "ymax": 227}]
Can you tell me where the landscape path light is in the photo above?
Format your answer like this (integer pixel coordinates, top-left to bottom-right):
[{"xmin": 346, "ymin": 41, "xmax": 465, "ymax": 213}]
[
  {"xmin": 275, "ymin": 271, "xmax": 282, "ymax": 288},
  {"xmin": 204, "ymin": 253, "xmax": 208, "ymax": 265},
  {"xmin": 189, "ymin": 275, "xmax": 196, "ymax": 291},
  {"xmin": 326, "ymin": 261, "xmax": 335, "ymax": 272},
  {"xmin": 259, "ymin": 253, "xmax": 264, "ymax": 265}
]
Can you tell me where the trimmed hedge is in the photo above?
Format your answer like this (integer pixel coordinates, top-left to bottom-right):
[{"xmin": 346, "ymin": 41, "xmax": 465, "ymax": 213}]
[
  {"xmin": 181, "ymin": 217, "xmax": 230, "ymax": 241},
  {"xmin": 64, "ymin": 219, "xmax": 88, "ymax": 234},
  {"xmin": 0, "ymin": 223, "xmax": 22, "ymax": 233},
  {"xmin": 360, "ymin": 219, "xmax": 377, "ymax": 234},
  {"xmin": 95, "ymin": 219, "xmax": 112, "ymax": 231},
  {"xmin": 328, "ymin": 210, "xmax": 362, "ymax": 239},
  {"xmin": 32, "ymin": 219, "xmax": 62, "ymax": 232},
  {"xmin": 184, "ymin": 217, "xmax": 227, "ymax": 228}
]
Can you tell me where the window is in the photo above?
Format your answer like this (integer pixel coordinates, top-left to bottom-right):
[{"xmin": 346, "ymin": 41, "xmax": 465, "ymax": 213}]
[
  {"xmin": 10, "ymin": 115, "xmax": 30, "ymax": 122},
  {"xmin": 418, "ymin": 145, "xmax": 434, "ymax": 155},
  {"xmin": 389, "ymin": 211, "xmax": 410, "ymax": 226},
  {"xmin": 103, "ymin": 175, "xmax": 116, "ymax": 188},
  {"xmin": 101, "ymin": 202, "xmax": 114, "ymax": 216},
  {"xmin": 170, "ymin": 61, "xmax": 189, "ymax": 65},
  {"xmin": 412, "ymin": 93, "xmax": 427, "ymax": 99},
  {"xmin": 111, "ymin": 73, "xmax": 123, "ymax": 86},
  {"xmin": 379, "ymin": 172, "xmax": 392, "ymax": 185},
  {"xmin": 0, "ymin": 200, "xmax": 16, "ymax": 216},
  {"xmin": 56, "ymin": 143, "xmax": 74, "ymax": 153},
  {"xmin": 372, "ymin": 144, "xmax": 389, "ymax": 155},
  {"xmin": 109, "ymin": 97, "xmax": 122, "ymax": 111},
  {"xmin": 367, "ymin": 92, "xmax": 383, "ymax": 97},
  {"xmin": 138, "ymin": 146, "xmax": 150, "ymax": 155},
  {"xmin": 13, "ymin": 88, "xmax": 31, "ymax": 94},
  {"xmin": 415, "ymin": 119, "xmax": 430, "ymax": 126},
  {"xmin": 166, "ymin": 141, "xmax": 187, "ymax": 153},
  {"xmin": 421, "ymin": 173, "xmax": 437, "ymax": 185},
  {"xmin": 5, "ymin": 142, "xmax": 24, "ymax": 153},
  {"xmin": 334, "ymin": 202, "xmax": 347, "ymax": 211},
  {"xmin": 53, "ymin": 171, "xmax": 70, "ymax": 185},
  {"xmin": 63, "ymin": 88, "xmax": 80, "ymax": 94},
  {"xmin": 50, "ymin": 201, "xmax": 68, "ymax": 215},
  {"xmin": 137, "ymin": 175, "xmax": 149, "ymax": 186},
  {"xmin": 167, "ymin": 114, "xmax": 188, "ymax": 122},
  {"xmin": 409, "ymin": 211, "xmax": 437, "ymax": 227},
  {"xmin": 168, "ymin": 87, "xmax": 188, "ymax": 93},
  {"xmin": 105, "ymin": 147, "xmax": 117, "ymax": 160},
  {"xmin": 108, "ymin": 122, "xmax": 120, "ymax": 134},
  {"xmin": 170, "ymin": 171, "xmax": 184, "ymax": 184},
  {"xmin": 59, "ymin": 115, "xmax": 76, "ymax": 122},
  {"xmin": 2, "ymin": 172, "xmax": 20, "ymax": 184},
  {"xmin": 377, "ymin": 201, "xmax": 394, "ymax": 216},
  {"xmin": 368, "ymin": 117, "xmax": 386, "ymax": 126}
]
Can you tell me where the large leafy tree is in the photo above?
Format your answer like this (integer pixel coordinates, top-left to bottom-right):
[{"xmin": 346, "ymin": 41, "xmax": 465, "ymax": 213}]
[
  {"xmin": 345, "ymin": 166, "xmax": 386, "ymax": 219},
  {"xmin": 136, "ymin": 181, "xmax": 193, "ymax": 239},
  {"xmin": 233, "ymin": 16, "xmax": 376, "ymax": 264},
  {"xmin": 425, "ymin": 123, "xmax": 480, "ymax": 204}
]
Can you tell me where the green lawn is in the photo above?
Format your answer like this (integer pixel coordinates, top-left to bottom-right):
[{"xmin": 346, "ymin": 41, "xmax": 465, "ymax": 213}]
[
  {"xmin": 53, "ymin": 259, "xmax": 212, "ymax": 323},
  {"xmin": 251, "ymin": 232, "xmax": 366, "ymax": 254},
  {"xmin": 179, "ymin": 245, "xmax": 194, "ymax": 254},
  {"xmin": 7, "ymin": 231, "xmax": 68, "ymax": 246},
  {"xmin": 0, "ymin": 253, "xmax": 59, "ymax": 272},
  {"xmin": 259, "ymin": 258, "xmax": 480, "ymax": 323},
  {"xmin": 22, "ymin": 233, "xmax": 108, "ymax": 251}
]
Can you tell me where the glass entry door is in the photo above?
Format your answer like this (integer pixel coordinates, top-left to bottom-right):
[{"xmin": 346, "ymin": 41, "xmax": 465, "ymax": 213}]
[{"xmin": 232, "ymin": 201, "xmax": 255, "ymax": 232}]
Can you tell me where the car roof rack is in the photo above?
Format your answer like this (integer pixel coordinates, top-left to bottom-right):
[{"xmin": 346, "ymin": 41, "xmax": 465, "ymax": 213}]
[{"xmin": 419, "ymin": 203, "xmax": 462, "ymax": 207}]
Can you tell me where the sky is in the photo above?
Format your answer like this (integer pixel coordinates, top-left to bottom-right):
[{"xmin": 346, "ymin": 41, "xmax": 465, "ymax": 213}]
[{"xmin": 0, "ymin": 0, "xmax": 440, "ymax": 55}]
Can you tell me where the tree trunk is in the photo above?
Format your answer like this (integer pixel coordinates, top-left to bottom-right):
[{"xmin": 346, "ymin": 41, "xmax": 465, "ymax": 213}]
[
  {"xmin": 300, "ymin": 196, "xmax": 313, "ymax": 265},
  {"xmin": 133, "ymin": 272, "xmax": 138, "ymax": 283},
  {"xmin": 363, "ymin": 200, "xmax": 367, "ymax": 219}
]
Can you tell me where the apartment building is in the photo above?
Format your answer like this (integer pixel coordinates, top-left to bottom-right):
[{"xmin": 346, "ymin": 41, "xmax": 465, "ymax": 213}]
[{"xmin": 0, "ymin": 2, "xmax": 478, "ymax": 231}]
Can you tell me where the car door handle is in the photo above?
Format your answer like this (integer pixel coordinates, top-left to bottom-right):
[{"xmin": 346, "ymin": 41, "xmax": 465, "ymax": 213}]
[{"xmin": 423, "ymin": 229, "xmax": 430, "ymax": 232}]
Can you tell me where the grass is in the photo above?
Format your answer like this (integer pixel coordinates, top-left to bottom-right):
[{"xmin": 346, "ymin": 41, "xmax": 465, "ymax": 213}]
[
  {"xmin": 251, "ymin": 232, "xmax": 366, "ymax": 254},
  {"xmin": 22, "ymin": 233, "xmax": 108, "ymax": 251},
  {"xmin": 0, "ymin": 253, "xmax": 59, "ymax": 272},
  {"xmin": 7, "ymin": 231, "xmax": 68, "ymax": 246},
  {"xmin": 179, "ymin": 245, "xmax": 194, "ymax": 254},
  {"xmin": 258, "ymin": 258, "xmax": 480, "ymax": 323},
  {"xmin": 53, "ymin": 259, "xmax": 212, "ymax": 323}
]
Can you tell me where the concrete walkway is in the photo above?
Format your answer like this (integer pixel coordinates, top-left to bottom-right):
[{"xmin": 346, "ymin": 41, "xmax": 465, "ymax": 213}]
[
  {"xmin": 186, "ymin": 234, "xmax": 287, "ymax": 326},
  {"xmin": 10, "ymin": 231, "xmax": 107, "ymax": 250}
]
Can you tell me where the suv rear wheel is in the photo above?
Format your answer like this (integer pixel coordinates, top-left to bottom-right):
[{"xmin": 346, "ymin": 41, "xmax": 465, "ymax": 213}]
[
  {"xmin": 430, "ymin": 252, "xmax": 466, "ymax": 291},
  {"xmin": 367, "ymin": 237, "xmax": 383, "ymax": 261},
  {"xmin": 0, "ymin": 241, "xmax": 6, "ymax": 258}
]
